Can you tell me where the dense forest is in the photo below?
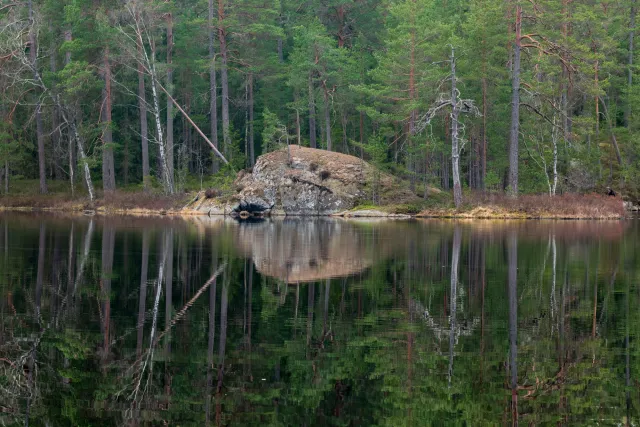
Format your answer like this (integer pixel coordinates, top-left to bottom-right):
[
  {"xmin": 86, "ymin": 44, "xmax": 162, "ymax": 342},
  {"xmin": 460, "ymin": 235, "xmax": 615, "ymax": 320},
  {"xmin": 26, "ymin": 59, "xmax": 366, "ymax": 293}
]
[{"xmin": 0, "ymin": 0, "xmax": 639, "ymax": 205}]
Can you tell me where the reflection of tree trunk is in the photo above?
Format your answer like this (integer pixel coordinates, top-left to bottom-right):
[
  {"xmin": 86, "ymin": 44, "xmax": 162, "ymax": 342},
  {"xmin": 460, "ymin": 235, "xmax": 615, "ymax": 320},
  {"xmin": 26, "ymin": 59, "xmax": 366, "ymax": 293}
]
[
  {"xmin": 306, "ymin": 283, "xmax": 315, "ymax": 354},
  {"xmin": 448, "ymin": 226, "xmax": 462, "ymax": 386},
  {"xmin": 205, "ymin": 271, "xmax": 217, "ymax": 426},
  {"xmin": 480, "ymin": 240, "xmax": 486, "ymax": 383},
  {"xmin": 508, "ymin": 232, "xmax": 518, "ymax": 427},
  {"xmin": 216, "ymin": 277, "xmax": 229, "ymax": 425},
  {"xmin": 101, "ymin": 224, "xmax": 116, "ymax": 364},
  {"xmin": 247, "ymin": 263, "xmax": 253, "ymax": 380},
  {"xmin": 625, "ymin": 276, "xmax": 631, "ymax": 426},
  {"xmin": 74, "ymin": 220, "xmax": 94, "ymax": 295},
  {"xmin": 36, "ymin": 223, "xmax": 45, "ymax": 320},
  {"xmin": 164, "ymin": 229, "xmax": 173, "ymax": 403},
  {"xmin": 323, "ymin": 279, "xmax": 330, "ymax": 338},
  {"xmin": 136, "ymin": 230, "xmax": 150, "ymax": 358}
]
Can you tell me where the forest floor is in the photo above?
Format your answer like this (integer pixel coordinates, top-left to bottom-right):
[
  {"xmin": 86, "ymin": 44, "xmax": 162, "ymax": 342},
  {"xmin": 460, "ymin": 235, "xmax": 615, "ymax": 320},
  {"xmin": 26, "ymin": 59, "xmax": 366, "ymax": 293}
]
[{"xmin": 0, "ymin": 180, "xmax": 627, "ymax": 219}]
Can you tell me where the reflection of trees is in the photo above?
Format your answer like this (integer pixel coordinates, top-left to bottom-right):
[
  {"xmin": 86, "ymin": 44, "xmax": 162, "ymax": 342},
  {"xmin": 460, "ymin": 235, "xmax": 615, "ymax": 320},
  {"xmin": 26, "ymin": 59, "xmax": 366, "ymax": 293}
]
[{"xmin": 0, "ymin": 214, "xmax": 638, "ymax": 425}]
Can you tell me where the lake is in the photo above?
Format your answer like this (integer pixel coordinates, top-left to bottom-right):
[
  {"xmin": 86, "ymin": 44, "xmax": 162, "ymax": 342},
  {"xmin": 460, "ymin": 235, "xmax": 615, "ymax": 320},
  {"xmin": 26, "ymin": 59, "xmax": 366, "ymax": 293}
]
[{"xmin": 0, "ymin": 213, "xmax": 637, "ymax": 425}]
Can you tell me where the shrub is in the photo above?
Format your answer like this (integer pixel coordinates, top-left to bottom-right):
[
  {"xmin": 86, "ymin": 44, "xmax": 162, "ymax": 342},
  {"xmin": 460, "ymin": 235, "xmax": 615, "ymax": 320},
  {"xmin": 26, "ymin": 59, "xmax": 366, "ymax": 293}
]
[
  {"xmin": 204, "ymin": 188, "xmax": 219, "ymax": 199},
  {"xmin": 319, "ymin": 170, "xmax": 331, "ymax": 180}
]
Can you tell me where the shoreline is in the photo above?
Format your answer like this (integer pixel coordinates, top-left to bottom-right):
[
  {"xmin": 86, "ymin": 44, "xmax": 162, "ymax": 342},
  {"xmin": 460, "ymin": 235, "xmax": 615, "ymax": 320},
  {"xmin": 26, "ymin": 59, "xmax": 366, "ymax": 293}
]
[
  {"xmin": 0, "ymin": 204, "xmax": 630, "ymax": 220},
  {"xmin": 0, "ymin": 190, "xmax": 630, "ymax": 220}
]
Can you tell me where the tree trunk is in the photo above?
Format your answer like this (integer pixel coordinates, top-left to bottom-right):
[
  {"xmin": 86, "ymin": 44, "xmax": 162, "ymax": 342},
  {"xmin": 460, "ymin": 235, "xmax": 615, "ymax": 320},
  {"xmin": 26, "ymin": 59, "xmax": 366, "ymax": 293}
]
[
  {"xmin": 166, "ymin": 13, "xmax": 174, "ymax": 186},
  {"xmin": 209, "ymin": 0, "xmax": 219, "ymax": 173},
  {"xmin": 148, "ymin": 40, "xmax": 172, "ymax": 193},
  {"xmin": 248, "ymin": 74, "xmax": 255, "ymax": 166},
  {"xmin": 309, "ymin": 74, "xmax": 317, "ymax": 148},
  {"xmin": 50, "ymin": 37, "xmax": 62, "ymax": 181},
  {"xmin": 102, "ymin": 48, "xmax": 116, "ymax": 192},
  {"xmin": 508, "ymin": 5, "xmax": 522, "ymax": 197},
  {"xmin": 323, "ymin": 85, "xmax": 332, "ymax": 151},
  {"xmin": 136, "ymin": 20, "xmax": 150, "ymax": 190},
  {"xmin": 626, "ymin": 0, "xmax": 636, "ymax": 127},
  {"xmin": 3, "ymin": 161, "xmax": 7, "ymax": 194},
  {"xmin": 218, "ymin": 0, "xmax": 231, "ymax": 158},
  {"xmin": 450, "ymin": 47, "xmax": 463, "ymax": 208},
  {"xmin": 29, "ymin": 0, "xmax": 47, "ymax": 194},
  {"xmin": 481, "ymin": 26, "xmax": 488, "ymax": 190},
  {"xmin": 64, "ymin": 30, "xmax": 75, "ymax": 195}
]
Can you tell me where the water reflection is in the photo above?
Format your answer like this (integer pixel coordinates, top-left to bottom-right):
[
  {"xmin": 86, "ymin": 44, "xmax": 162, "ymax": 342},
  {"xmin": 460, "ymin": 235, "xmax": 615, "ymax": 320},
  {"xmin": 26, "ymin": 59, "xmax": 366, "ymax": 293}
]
[{"xmin": 0, "ymin": 213, "xmax": 637, "ymax": 426}]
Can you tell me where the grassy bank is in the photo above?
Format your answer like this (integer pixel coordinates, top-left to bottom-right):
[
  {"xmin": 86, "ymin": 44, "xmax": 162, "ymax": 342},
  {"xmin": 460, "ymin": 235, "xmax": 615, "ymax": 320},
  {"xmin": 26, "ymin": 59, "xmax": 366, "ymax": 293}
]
[
  {"xmin": 0, "ymin": 180, "xmax": 192, "ymax": 215},
  {"xmin": 0, "ymin": 180, "xmax": 626, "ymax": 219},
  {"xmin": 415, "ymin": 193, "xmax": 626, "ymax": 219},
  {"xmin": 346, "ymin": 192, "xmax": 626, "ymax": 219}
]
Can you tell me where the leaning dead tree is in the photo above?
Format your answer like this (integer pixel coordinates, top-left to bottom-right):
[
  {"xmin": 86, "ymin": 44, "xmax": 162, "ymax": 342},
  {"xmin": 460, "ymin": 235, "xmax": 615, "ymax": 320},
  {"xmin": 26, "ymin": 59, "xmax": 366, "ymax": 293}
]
[
  {"xmin": 416, "ymin": 46, "xmax": 480, "ymax": 208},
  {"xmin": 117, "ymin": 1, "xmax": 230, "ymax": 194}
]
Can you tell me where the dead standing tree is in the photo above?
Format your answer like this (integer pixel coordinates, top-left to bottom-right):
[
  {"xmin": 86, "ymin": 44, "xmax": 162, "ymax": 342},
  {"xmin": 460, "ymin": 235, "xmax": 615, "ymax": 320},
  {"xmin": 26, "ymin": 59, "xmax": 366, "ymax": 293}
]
[{"xmin": 416, "ymin": 46, "xmax": 480, "ymax": 208}]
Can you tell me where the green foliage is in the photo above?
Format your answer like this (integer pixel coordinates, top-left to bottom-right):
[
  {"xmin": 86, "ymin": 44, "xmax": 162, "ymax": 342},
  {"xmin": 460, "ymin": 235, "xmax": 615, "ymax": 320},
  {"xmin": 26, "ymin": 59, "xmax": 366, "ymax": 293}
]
[{"xmin": 1, "ymin": 0, "xmax": 640, "ymax": 200}]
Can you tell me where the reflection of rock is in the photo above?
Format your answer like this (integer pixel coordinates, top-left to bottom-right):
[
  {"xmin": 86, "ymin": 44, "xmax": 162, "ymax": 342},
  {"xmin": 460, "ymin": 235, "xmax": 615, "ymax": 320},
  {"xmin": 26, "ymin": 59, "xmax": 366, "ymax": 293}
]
[
  {"xmin": 234, "ymin": 146, "xmax": 418, "ymax": 216},
  {"xmin": 235, "ymin": 218, "xmax": 380, "ymax": 283}
]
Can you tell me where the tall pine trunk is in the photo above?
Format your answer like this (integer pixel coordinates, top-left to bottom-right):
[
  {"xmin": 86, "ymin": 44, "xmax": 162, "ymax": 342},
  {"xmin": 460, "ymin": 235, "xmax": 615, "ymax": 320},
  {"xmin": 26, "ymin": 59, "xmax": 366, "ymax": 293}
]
[
  {"xmin": 29, "ymin": 0, "xmax": 47, "ymax": 194},
  {"xmin": 166, "ymin": 13, "xmax": 174, "ymax": 186},
  {"xmin": 508, "ymin": 5, "xmax": 522, "ymax": 196},
  {"xmin": 218, "ymin": 0, "xmax": 231, "ymax": 158},
  {"xmin": 323, "ymin": 84, "xmax": 331, "ymax": 151},
  {"xmin": 102, "ymin": 48, "xmax": 116, "ymax": 192},
  {"xmin": 209, "ymin": 0, "xmax": 219, "ymax": 173},
  {"xmin": 64, "ymin": 30, "xmax": 75, "ymax": 195},
  {"xmin": 308, "ymin": 74, "xmax": 317, "ymax": 148},
  {"xmin": 248, "ymin": 74, "xmax": 255, "ymax": 166},
  {"xmin": 626, "ymin": 0, "xmax": 636, "ymax": 127}
]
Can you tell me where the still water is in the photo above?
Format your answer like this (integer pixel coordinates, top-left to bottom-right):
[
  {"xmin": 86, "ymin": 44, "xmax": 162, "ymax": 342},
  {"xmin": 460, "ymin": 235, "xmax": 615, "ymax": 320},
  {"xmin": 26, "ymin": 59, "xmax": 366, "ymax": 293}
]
[{"xmin": 0, "ymin": 213, "xmax": 637, "ymax": 426}]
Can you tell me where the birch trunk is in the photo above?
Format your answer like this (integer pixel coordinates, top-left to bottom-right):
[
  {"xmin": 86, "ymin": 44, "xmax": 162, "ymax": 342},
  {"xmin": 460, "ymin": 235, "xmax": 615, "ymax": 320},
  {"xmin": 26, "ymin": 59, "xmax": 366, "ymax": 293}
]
[{"xmin": 136, "ymin": 20, "xmax": 150, "ymax": 190}]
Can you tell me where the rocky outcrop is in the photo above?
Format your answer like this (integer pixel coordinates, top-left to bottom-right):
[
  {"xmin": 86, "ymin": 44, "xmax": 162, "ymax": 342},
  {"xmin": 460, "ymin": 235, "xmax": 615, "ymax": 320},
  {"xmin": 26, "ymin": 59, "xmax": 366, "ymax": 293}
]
[{"xmin": 232, "ymin": 145, "xmax": 417, "ymax": 216}]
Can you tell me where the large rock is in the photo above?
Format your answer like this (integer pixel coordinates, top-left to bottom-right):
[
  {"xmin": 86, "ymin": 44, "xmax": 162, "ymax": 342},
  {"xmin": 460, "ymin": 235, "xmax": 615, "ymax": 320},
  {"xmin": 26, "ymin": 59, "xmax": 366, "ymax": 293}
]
[{"xmin": 233, "ymin": 145, "xmax": 417, "ymax": 215}]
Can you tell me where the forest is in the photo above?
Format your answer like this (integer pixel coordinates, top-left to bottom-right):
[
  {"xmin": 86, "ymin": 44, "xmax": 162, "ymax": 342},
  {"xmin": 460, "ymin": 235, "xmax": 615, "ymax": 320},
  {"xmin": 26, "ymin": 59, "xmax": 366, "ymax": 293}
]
[{"xmin": 0, "ymin": 0, "xmax": 639, "ymax": 206}]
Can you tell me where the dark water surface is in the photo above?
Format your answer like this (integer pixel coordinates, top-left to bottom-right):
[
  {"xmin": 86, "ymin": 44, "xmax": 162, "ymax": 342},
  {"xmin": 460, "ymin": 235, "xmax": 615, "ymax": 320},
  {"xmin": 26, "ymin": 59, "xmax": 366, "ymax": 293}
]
[{"xmin": 0, "ymin": 213, "xmax": 638, "ymax": 426}]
